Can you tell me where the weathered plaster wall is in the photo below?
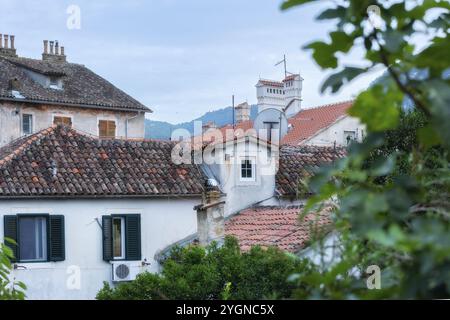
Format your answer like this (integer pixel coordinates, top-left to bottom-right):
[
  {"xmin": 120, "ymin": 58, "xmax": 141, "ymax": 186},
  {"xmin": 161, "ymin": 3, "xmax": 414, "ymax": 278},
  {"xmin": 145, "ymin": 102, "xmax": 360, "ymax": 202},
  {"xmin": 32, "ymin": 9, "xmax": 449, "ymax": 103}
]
[{"xmin": 0, "ymin": 102, "xmax": 145, "ymax": 147}]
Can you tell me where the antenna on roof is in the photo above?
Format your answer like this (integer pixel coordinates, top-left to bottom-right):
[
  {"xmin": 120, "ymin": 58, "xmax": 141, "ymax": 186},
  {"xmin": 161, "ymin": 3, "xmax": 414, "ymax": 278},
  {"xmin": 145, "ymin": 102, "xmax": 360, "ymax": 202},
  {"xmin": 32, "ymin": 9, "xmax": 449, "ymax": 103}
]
[
  {"xmin": 275, "ymin": 54, "xmax": 287, "ymax": 78},
  {"xmin": 232, "ymin": 94, "xmax": 235, "ymax": 129}
]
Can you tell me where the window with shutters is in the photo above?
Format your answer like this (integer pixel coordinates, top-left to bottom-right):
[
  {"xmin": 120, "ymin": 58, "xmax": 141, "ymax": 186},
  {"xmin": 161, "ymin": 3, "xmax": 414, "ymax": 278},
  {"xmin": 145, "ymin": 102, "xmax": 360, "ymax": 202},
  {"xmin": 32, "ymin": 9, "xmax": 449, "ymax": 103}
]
[
  {"xmin": 53, "ymin": 116, "xmax": 72, "ymax": 127},
  {"xmin": 98, "ymin": 120, "xmax": 116, "ymax": 139},
  {"xmin": 112, "ymin": 217, "xmax": 125, "ymax": 259},
  {"xmin": 3, "ymin": 214, "xmax": 65, "ymax": 262},
  {"xmin": 103, "ymin": 214, "xmax": 141, "ymax": 261},
  {"xmin": 19, "ymin": 216, "xmax": 47, "ymax": 261}
]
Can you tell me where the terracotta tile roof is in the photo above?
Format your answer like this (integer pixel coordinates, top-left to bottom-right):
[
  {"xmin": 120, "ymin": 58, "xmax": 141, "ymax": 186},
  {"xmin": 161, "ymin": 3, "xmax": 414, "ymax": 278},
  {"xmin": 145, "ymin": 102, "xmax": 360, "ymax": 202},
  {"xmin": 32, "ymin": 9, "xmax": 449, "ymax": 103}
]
[
  {"xmin": 0, "ymin": 56, "xmax": 151, "ymax": 112},
  {"xmin": 210, "ymin": 101, "xmax": 353, "ymax": 147},
  {"xmin": 276, "ymin": 145, "xmax": 346, "ymax": 197},
  {"xmin": 191, "ymin": 120, "xmax": 265, "ymax": 149},
  {"xmin": 225, "ymin": 205, "xmax": 333, "ymax": 253},
  {"xmin": 0, "ymin": 125, "xmax": 209, "ymax": 198},
  {"xmin": 283, "ymin": 74, "xmax": 298, "ymax": 82},
  {"xmin": 215, "ymin": 120, "xmax": 255, "ymax": 140},
  {"xmin": 282, "ymin": 101, "xmax": 353, "ymax": 145},
  {"xmin": 257, "ymin": 79, "xmax": 284, "ymax": 87}
]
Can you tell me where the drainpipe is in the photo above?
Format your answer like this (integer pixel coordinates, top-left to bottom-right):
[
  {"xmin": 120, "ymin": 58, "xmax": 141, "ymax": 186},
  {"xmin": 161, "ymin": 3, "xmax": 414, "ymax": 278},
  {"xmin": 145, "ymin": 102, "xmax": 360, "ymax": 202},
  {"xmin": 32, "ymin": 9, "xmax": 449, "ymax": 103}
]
[{"xmin": 125, "ymin": 112, "xmax": 141, "ymax": 139}]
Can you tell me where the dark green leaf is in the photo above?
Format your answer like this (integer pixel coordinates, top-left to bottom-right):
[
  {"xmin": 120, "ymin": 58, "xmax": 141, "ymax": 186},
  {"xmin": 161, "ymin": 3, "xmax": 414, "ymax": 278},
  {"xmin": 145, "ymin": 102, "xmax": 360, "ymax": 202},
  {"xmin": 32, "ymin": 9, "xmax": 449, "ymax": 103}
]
[
  {"xmin": 321, "ymin": 67, "xmax": 367, "ymax": 93},
  {"xmin": 349, "ymin": 84, "xmax": 402, "ymax": 132},
  {"xmin": 317, "ymin": 7, "xmax": 346, "ymax": 20},
  {"xmin": 304, "ymin": 41, "xmax": 338, "ymax": 69},
  {"xmin": 280, "ymin": 0, "xmax": 315, "ymax": 10}
]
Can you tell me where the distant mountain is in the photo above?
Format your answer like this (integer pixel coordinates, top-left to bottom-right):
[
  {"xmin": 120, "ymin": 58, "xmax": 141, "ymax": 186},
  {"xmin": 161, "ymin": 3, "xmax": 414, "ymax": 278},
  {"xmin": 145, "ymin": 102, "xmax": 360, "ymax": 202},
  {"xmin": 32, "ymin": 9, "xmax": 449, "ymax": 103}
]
[{"xmin": 145, "ymin": 105, "xmax": 259, "ymax": 140}]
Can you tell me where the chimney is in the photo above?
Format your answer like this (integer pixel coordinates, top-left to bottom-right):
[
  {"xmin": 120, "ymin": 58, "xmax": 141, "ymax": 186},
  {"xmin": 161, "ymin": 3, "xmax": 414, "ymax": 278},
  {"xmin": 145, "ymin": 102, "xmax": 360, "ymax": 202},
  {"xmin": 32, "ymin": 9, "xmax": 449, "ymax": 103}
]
[
  {"xmin": 235, "ymin": 102, "xmax": 250, "ymax": 123},
  {"xmin": 195, "ymin": 181, "xmax": 225, "ymax": 246},
  {"xmin": 0, "ymin": 34, "xmax": 18, "ymax": 57},
  {"xmin": 42, "ymin": 39, "xmax": 67, "ymax": 63}
]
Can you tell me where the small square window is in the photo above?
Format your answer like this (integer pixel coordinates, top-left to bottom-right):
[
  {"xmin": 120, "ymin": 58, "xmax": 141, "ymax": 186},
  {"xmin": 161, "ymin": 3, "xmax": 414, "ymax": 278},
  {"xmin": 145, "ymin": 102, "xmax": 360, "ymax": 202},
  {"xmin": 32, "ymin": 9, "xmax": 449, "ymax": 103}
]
[
  {"xmin": 53, "ymin": 116, "xmax": 72, "ymax": 127},
  {"xmin": 99, "ymin": 120, "xmax": 116, "ymax": 139},
  {"xmin": 240, "ymin": 159, "xmax": 254, "ymax": 181}
]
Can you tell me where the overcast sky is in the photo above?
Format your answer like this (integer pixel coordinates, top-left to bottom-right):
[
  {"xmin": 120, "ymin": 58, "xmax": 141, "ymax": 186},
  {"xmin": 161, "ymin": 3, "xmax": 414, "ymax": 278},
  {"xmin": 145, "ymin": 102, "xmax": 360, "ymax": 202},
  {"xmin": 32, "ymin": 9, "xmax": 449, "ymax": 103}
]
[{"xmin": 1, "ymin": 0, "xmax": 384, "ymax": 123}]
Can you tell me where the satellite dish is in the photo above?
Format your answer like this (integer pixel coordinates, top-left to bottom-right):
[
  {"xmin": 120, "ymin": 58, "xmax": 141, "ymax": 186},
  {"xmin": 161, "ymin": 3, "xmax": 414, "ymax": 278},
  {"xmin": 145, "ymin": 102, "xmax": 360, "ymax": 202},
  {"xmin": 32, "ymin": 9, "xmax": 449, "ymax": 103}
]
[{"xmin": 253, "ymin": 108, "xmax": 288, "ymax": 142}]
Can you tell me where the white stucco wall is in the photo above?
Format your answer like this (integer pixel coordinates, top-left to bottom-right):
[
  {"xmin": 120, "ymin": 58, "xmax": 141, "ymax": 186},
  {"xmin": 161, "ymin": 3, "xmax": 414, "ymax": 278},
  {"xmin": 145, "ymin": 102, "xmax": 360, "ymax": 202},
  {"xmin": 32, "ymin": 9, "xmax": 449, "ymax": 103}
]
[
  {"xmin": 0, "ymin": 197, "xmax": 200, "ymax": 300},
  {"xmin": 303, "ymin": 115, "xmax": 365, "ymax": 147},
  {"xmin": 0, "ymin": 102, "xmax": 145, "ymax": 147},
  {"xmin": 256, "ymin": 83, "xmax": 285, "ymax": 114},
  {"xmin": 259, "ymin": 197, "xmax": 305, "ymax": 207},
  {"xmin": 204, "ymin": 139, "xmax": 277, "ymax": 216}
]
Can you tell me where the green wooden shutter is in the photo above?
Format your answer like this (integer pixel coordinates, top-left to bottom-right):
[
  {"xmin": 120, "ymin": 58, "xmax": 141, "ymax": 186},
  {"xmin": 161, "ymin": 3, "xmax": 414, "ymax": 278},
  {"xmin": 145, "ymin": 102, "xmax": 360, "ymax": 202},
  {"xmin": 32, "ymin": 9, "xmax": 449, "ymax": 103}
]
[
  {"xmin": 125, "ymin": 215, "xmax": 141, "ymax": 260},
  {"xmin": 49, "ymin": 215, "xmax": 65, "ymax": 261},
  {"xmin": 102, "ymin": 216, "xmax": 113, "ymax": 261},
  {"xmin": 3, "ymin": 215, "xmax": 18, "ymax": 262}
]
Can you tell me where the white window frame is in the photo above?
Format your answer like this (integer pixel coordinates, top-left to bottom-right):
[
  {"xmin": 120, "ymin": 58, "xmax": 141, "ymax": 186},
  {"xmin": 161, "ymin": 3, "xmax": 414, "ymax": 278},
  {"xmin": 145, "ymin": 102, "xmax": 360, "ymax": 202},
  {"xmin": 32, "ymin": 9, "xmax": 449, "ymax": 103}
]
[
  {"xmin": 239, "ymin": 157, "xmax": 256, "ymax": 182},
  {"xmin": 21, "ymin": 113, "xmax": 34, "ymax": 135},
  {"xmin": 112, "ymin": 216, "xmax": 126, "ymax": 260},
  {"xmin": 18, "ymin": 215, "xmax": 48, "ymax": 262},
  {"xmin": 344, "ymin": 130, "xmax": 357, "ymax": 145}
]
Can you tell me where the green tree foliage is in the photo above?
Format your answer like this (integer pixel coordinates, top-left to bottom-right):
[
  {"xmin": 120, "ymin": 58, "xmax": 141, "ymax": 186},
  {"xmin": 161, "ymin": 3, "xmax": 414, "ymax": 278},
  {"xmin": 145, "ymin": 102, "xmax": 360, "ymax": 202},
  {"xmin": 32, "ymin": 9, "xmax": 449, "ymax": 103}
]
[
  {"xmin": 281, "ymin": 0, "xmax": 450, "ymax": 298},
  {"xmin": 96, "ymin": 237, "xmax": 312, "ymax": 300},
  {"xmin": 0, "ymin": 240, "xmax": 26, "ymax": 300}
]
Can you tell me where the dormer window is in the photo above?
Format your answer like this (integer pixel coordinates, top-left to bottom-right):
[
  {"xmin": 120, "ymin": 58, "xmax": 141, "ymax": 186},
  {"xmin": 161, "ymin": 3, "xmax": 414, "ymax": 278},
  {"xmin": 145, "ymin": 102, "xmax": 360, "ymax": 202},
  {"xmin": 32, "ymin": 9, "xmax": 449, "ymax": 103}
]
[{"xmin": 48, "ymin": 76, "xmax": 63, "ymax": 90}]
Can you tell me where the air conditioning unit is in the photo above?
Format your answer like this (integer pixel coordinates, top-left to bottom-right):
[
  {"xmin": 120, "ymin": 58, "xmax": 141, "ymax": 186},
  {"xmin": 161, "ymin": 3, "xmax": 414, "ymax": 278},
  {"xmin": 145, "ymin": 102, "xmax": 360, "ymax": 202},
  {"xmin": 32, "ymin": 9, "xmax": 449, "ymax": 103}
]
[{"xmin": 111, "ymin": 262, "xmax": 138, "ymax": 282}]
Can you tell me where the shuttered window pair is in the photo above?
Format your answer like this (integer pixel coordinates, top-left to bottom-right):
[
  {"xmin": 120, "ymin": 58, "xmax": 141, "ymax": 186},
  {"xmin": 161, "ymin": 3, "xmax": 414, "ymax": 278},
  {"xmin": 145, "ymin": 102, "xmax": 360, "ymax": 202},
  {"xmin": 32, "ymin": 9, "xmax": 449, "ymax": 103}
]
[
  {"xmin": 3, "ymin": 214, "xmax": 141, "ymax": 263},
  {"xmin": 3, "ymin": 215, "xmax": 65, "ymax": 262},
  {"xmin": 102, "ymin": 215, "xmax": 141, "ymax": 261},
  {"xmin": 98, "ymin": 120, "xmax": 116, "ymax": 139},
  {"xmin": 53, "ymin": 116, "xmax": 72, "ymax": 127}
]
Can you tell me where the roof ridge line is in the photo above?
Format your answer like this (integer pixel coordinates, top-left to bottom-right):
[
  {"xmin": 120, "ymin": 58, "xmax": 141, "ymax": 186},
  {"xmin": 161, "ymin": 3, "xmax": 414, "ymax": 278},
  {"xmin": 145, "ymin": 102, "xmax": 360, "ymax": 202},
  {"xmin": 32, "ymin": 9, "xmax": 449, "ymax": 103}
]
[
  {"xmin": 66, "ymin": 125, "xmax": 177, "ymax": 144},
  {"xmin": 0, "ymin": 125, "xmax": 57, "ymax": 166},
  {"xmin": 302, "ymin": 99, "xmax": 354, "ymax": 111}
]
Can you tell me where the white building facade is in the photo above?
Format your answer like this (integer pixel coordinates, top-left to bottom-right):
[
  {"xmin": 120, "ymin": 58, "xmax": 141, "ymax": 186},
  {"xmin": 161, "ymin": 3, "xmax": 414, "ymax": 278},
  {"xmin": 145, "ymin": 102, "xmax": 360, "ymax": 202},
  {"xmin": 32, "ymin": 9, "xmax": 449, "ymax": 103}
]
[
  {"xmin": 256, "ymin": 73, "xmax": 303, "ymax": 117},
  {"xmin": 1, "ymin": 197, "xmax": 199, "ymax": 299},
  {"xmin": 254, "ymin": 71, "xmax": 365, "ymax": 147},
  {"xmin": 0, "ymin": 125, "xmax": 209, "ymax": 299}
]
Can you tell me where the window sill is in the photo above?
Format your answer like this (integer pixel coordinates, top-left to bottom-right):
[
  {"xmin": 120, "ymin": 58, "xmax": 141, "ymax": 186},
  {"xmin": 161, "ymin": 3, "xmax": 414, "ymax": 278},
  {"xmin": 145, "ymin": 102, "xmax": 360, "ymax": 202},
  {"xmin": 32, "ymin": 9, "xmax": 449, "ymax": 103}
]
[
  {"xmin": 237, "ymin": 180, "xmax": 258, "ymax": 186},
  {"xmin": 13, "ymin": 261, "xmax": 57, "ymax": 270}
]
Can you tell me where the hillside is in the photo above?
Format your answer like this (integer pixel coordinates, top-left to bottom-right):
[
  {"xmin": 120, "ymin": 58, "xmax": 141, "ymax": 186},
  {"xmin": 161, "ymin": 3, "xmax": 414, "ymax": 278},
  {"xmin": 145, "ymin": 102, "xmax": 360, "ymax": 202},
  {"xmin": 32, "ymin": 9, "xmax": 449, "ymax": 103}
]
[{"xmin": 145, "ymin": 105, "xmax": 258, "ymax": 140}]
